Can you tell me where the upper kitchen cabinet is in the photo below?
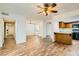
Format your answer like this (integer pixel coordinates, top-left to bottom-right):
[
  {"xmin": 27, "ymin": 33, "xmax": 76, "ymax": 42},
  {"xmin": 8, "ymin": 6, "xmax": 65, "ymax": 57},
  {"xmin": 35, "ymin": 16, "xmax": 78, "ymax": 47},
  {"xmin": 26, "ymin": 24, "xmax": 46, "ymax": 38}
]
[
  {"xmin": 65, "ymin": 23, "xmax": 72, "ymax": 28},
  {"xmin": 59, "ymin": 21, "xmax": 65, "ymax": 28},
  {"xmin": 59, "ymin": 21, "xmax": 72, "ymax": 28}
]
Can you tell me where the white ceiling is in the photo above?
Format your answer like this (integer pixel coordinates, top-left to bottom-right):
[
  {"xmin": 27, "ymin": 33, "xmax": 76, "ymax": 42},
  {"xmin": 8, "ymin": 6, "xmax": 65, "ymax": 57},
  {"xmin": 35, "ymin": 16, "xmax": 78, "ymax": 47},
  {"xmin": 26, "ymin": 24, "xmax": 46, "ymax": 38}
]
[{"xmin": 0, "ymin": 3, "xmax": 79, "ymax": 20}]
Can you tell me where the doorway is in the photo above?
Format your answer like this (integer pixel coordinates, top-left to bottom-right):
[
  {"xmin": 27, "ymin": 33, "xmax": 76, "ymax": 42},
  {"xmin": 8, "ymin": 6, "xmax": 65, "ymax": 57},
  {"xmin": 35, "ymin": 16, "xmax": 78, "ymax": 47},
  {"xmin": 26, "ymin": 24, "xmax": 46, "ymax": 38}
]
[
  {"xmin": 45, "ymin": 22, "xmax": 52, "ymax": 42},
  {"xmin": 46, "ymin": 22, "xmax": 52, "ymax": 36},
  {"xmin": 2, "ymin": 17, "xmax": 16, "ymax": 48}
]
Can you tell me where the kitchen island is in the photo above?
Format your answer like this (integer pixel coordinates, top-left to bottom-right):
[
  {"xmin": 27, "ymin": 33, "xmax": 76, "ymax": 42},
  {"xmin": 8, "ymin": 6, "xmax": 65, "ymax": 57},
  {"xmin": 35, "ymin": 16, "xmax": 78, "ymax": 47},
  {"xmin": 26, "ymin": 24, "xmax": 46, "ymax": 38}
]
[{"xmin": 54, "ymin": 32, "xmax": 72, "ymax": 45}]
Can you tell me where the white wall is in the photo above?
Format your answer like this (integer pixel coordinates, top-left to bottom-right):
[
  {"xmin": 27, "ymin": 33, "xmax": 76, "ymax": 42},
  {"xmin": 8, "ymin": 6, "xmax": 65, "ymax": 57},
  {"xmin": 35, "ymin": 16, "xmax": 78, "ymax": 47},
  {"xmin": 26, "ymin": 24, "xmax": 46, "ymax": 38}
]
[
  {"xmin": 12, "ymin": 14, "xmax": 27, "ymax": 43},
  {"xmin": 0, "ymin": 13, "xmax": 27, "ymax": 45},
  {"xmin": 0, "ymin": 17, "xmax": 3, "ymax": 47},
  {"xmin": 3, "ymin": 14, "xmax": 27, "ymax": 44},
  {"xmin": 0, "ymin": 13, "xmax": 44, "ymax": 46},
  {"xmin": 1, "ymin": 9, "xmax": 79, "ymax": 46},
  {"xmin": 26, "ymin": 19, "xmax": 44, "ymax": 37},
  {"xmin": 9, "ymin": 13, "xmax": 44, "ymax": 43}
]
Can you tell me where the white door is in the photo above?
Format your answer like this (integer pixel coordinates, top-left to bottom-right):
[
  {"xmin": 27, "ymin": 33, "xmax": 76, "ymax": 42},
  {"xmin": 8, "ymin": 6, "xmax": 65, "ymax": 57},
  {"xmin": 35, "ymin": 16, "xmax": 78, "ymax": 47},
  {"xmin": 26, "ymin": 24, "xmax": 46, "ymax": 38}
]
[{"xmin": 46, "ymin": 23, "xmax": 52, "ymax": 36}]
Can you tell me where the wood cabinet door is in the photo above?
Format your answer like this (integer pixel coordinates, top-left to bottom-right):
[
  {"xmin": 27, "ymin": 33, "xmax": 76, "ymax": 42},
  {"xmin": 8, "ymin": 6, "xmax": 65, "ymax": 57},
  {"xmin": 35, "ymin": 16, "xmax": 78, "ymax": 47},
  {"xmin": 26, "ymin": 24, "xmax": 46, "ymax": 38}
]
[
  {"xmin": 65, "ymin": 23, "xmax": 72, "ymax": 28},
  {"xmin": 55, "ymin": 33, "xmax": 72, "ymax": 45},
  {"xmin": 59, "ymin": 22, "xmax": 65, "ymax": 28},
  {"xmin": 59, "ymin": 22, "xmax": 72, "ymax": 28}
]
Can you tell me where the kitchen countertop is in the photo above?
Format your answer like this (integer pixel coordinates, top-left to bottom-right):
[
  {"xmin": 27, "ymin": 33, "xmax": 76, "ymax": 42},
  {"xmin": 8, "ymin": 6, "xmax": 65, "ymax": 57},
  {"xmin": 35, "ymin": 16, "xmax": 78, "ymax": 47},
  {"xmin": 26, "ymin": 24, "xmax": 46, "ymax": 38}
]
[{"xmin": 54, "ymin": 32, "xmax": 72, "ymax": 34}]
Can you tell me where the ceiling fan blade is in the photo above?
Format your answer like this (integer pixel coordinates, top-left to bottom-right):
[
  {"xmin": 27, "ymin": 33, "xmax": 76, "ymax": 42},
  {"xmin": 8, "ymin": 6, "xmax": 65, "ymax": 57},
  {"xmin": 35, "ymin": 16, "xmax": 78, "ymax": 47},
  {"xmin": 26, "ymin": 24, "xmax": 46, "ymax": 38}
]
[
  {"xmin": 51, "ymin": 3, "xmax": 57, "ymax": 7},
  {"xmin": 44, "ymin": 3, "xmax": 50, "ymax": 7},
  {"xmin": 37, "ymin": 6, "xmax": 43, "ymax": 9},
  {"xmin": 51, "ymin": 10, "xmax": 58, "ymax": 13}
]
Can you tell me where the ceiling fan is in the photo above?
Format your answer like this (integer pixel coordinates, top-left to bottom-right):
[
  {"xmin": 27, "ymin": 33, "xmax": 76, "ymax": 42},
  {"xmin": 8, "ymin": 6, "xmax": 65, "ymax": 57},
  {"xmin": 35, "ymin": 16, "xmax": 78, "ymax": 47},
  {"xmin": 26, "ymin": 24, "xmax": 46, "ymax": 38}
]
[{"xmin": 37, "ymin": 3, "xmax": 58, "ymax": 16}]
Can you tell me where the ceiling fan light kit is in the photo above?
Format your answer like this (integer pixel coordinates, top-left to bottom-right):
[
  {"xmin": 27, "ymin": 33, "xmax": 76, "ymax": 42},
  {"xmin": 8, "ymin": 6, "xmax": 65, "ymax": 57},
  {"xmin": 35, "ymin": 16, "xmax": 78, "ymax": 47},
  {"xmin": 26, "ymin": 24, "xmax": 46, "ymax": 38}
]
[{"xmin": 37, "ymin": 3, "xmax": 58, "ymax": 16}]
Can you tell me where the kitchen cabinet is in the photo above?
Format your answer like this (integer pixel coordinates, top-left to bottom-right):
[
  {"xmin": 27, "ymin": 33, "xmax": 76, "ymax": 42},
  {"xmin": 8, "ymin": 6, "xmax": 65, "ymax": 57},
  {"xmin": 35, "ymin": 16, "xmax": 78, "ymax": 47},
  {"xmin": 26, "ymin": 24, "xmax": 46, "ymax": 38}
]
[
  {"xmin": 54, "ymin": 32, "xmax": 72, "ymax": 45},
  {"xmin": 65, "ymin": 23, "xmax": 72, "ymax": 28},
  {"xmin": 59, "ymin": 22, "xmax": 65, "ymax": 28},
  {"xmin": 59, "ymin": 21, "xmax": 72, "ymax": 28}
]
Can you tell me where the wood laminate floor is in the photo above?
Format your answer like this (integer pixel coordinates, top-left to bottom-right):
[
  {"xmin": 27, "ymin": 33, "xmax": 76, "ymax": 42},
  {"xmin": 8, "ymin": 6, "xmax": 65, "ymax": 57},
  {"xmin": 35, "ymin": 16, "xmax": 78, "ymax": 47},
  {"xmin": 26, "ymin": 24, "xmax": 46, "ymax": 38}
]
[{"xmin": 0, "ymin": 39, "xmax": 79, "ymax": 56}]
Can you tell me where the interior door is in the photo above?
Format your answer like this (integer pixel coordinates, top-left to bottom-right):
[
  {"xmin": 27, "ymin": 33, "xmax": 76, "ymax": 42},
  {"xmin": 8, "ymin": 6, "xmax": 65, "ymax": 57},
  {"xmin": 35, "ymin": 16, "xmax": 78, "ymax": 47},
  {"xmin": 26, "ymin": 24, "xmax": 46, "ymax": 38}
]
[{"xmin": 46, "ymin": 22, "xmax": 52, "ymax": 36}]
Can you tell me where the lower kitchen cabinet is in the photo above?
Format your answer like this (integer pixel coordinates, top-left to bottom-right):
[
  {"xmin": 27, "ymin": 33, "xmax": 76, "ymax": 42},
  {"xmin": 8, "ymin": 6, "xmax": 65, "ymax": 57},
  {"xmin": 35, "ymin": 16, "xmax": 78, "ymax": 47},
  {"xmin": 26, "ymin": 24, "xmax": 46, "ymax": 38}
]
[{"xmin": 54, "ymin": 32, "xmax": 72, "ymax": 45}]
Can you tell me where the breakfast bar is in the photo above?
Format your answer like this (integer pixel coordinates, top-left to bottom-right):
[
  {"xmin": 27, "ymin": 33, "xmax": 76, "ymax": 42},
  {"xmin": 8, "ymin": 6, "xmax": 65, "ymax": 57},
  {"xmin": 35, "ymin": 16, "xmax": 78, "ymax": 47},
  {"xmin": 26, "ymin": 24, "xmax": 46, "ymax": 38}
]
[{"xmin": 54, "ymin": 32, "xmax": 72, "ymax": 45}]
